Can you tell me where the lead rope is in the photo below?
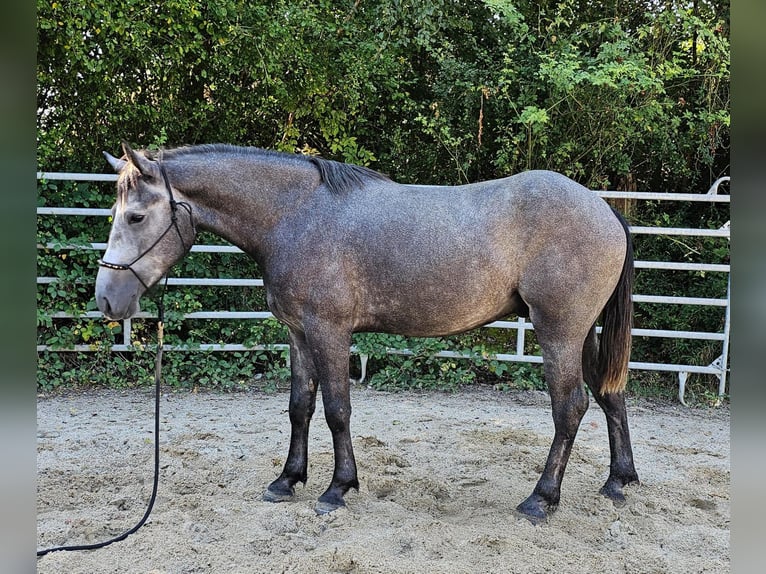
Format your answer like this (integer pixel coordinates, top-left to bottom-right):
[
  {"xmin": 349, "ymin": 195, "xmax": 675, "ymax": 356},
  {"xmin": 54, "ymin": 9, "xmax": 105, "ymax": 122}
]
[{"xmin": 37, "ymin": 278, "xmax": 168, "ymax": 558}]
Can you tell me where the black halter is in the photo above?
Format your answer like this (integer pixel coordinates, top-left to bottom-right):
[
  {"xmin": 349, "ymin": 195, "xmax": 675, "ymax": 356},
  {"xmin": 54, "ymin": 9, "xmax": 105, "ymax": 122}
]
[{"xmin": 98, "ymin": 162, "xmax": 194, "ymax": 290}]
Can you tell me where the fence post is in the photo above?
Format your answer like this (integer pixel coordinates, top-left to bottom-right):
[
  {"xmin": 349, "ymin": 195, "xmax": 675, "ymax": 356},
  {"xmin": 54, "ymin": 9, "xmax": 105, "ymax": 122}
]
[
  {"xmin": 516, "ymin": 317, "xmax": 526, "ymax": 357},
  {"xmin": 718, "ymin": 275, "xmax": 731, "ymax": 398}
]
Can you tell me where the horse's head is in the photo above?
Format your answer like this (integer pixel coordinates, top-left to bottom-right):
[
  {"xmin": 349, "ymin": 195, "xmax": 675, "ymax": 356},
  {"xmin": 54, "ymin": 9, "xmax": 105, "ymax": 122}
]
[{"xmin": 95, "ymin": 142, "xmax": 195, "ymax": 320}]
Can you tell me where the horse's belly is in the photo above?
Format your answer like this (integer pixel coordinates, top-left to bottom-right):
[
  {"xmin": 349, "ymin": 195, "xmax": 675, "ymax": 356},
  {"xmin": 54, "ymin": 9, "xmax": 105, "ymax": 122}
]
[{"xmin": 356, "ymin": 282, "xmax": 524, "ymax": 337}]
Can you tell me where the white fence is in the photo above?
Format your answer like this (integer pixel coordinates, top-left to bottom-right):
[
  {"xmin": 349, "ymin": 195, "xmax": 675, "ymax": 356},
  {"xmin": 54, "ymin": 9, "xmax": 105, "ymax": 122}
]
[{"xmin": 37, "ymin": 173, "xmax": 730, "ymax": 404}]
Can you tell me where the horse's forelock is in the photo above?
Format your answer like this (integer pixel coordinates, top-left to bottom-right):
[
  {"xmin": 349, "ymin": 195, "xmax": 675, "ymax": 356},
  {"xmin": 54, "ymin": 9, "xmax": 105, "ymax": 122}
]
[{"xmin": 116, "ymin": 162, "xmax": 141, "ymax": 206}]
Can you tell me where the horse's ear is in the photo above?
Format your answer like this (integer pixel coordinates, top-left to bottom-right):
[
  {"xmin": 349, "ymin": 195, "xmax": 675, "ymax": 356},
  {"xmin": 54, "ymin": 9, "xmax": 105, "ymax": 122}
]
[
  {"xmin": 103, "ymin": 151, "xmax": 127, "ymax": 173},
  {"xmin": 121, "ymin": 141, "xmax": 160, "ymax": 179}
]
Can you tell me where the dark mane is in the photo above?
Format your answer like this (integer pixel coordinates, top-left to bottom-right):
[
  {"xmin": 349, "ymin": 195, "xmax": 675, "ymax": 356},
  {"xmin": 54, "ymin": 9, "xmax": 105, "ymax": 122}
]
[
  {"xmin": 308, "ymin": 156, "xmax": 390, "ymax": 194},
  {"xmin": 151, "ymin": 144, "xmax": 390, "ymax": 194}
]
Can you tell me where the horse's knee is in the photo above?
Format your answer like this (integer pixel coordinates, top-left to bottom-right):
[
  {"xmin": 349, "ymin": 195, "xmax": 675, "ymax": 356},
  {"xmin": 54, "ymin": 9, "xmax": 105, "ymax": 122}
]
[
  {"xmin": 324, "ymin": 402, "xmax": 351, "ymax": 434},
  {"xmin": 289, "ymin": 396, "xmax": 315, "ymax": 425},
  {"xmin": 288, "ymin": 379, "xmax": 317, "ymax": 421}
]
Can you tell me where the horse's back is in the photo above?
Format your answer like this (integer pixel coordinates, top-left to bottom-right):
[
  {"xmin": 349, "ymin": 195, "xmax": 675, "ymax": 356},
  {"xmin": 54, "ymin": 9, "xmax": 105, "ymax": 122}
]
[
  {"xmin": 382, "ymin": 170, "xmax": 624, "ymax": 264},
  {"xmin": 397, "ymin": 170, "xmax": 614, "ymax": 225}
]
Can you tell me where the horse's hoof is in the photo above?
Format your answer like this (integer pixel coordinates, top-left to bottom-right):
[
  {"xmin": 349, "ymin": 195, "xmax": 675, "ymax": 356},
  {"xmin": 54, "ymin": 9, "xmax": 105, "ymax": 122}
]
[
  {"xmin": 600, "ymin": 475, "xmax": 639, "ymax": 507},
  {"xmin": 315, "ymin": 500, "xmax": 344, "ymax": 515},
  {"xmin": 599, "ymin": 483, "xmax": 626, "ymax": 506},
  {"xmin": 515, "ymin": 507, "xmax": 548, "ymax": 525},
  {"xmin": 516, "ymin": 494, "xmax": 555, "ymax": 525},
  {"xmin": 315, "ymin": 492, "xmax": 346, "ymax": 515},
  {"xmin": 262, "ymin": 485, "xmax": 294, "ymax": 503}
]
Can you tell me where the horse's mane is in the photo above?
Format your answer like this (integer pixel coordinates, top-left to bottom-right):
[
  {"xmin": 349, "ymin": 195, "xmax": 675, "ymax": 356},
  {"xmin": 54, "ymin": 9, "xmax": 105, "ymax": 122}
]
[
  {"xmin": 152, "ymin": 144, "xmax": 390, "ymax": 194},
  {"xmin": 308, "ymin": 156, "xmax": 390, "ymax": 194}
]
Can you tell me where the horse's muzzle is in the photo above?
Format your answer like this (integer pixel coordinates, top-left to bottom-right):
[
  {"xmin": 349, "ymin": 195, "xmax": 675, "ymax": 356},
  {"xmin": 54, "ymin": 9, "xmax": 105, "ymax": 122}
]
[{"xmin": 95, "ymin": 269, "xmax": 142, "ymax": 321}]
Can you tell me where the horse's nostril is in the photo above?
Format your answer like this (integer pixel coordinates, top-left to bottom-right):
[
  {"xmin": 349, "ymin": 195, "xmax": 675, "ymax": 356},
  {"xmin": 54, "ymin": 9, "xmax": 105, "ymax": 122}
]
[{"xmin": 101, "ymin": 296, "xmax": 113, "ymax": 318}]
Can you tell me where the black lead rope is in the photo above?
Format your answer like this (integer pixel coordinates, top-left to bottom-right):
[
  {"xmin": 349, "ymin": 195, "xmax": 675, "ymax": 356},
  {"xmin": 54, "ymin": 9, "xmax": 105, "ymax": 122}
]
[{"xmin": 37, "ymin": 285, "xmax": 166, "ymax": 558}]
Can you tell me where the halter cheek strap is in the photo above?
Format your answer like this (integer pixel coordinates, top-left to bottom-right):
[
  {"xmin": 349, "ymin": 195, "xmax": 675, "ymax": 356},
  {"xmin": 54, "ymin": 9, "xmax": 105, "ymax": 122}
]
[{"xmin": 98, "ymin": 162, "xmax": 194, "ymax": 289}]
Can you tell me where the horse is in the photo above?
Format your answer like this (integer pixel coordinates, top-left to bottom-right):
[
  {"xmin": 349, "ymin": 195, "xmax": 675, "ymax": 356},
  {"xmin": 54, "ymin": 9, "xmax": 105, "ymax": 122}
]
[{"xmin": 95, "ymin": 142, "xmax": 639, "ymax": 523}]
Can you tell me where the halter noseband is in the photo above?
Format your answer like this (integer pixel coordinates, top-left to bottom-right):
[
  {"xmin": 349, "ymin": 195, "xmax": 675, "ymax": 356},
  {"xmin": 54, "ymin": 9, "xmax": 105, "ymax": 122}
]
[{"xmin": 98, "ymin": 162, "xmax": 194, "ymax": 290}]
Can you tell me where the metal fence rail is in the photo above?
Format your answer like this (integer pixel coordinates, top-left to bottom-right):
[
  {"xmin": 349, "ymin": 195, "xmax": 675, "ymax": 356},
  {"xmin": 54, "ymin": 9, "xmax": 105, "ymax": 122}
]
[{"xmin": 37, "ymin": 173, "xmax": 730, "ymax": 404}]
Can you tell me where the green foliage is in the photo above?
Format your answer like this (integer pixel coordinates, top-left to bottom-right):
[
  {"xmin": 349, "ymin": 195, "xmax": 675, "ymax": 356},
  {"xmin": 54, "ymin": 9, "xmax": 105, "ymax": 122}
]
[
  {"xmin": 38, "ymin": 0, "xmax": 728, "ymax": 186},
  {"xmin": 491, "ymin": 364, "xmax": 546, "ymax": 393},
  {"xmin": 37, "ymin": 0, "xmax": 729, "ymax": 399},
  {"xmin": 354, "ymin": 335, "xmax": 477, "ymax": 393},
  {"xmin": 351, "ymin": 333, "xmax": 546, "ymax": 393},
  {"xmin": 37, "ymin": 346, "xmax": 155, "ymax": 391}
]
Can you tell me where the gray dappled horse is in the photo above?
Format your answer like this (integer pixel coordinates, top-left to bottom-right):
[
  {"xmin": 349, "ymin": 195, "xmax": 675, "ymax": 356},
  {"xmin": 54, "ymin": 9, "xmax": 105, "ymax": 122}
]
[{"xmin": 96, "ymin": 143, "xmax": 638, "ymax": 523}]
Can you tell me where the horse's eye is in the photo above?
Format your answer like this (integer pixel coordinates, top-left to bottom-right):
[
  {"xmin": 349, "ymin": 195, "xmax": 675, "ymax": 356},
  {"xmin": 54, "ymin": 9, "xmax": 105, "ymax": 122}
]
[{"xmin": 128, "ymin": 213, "xmax": 145, "ymax": 224}]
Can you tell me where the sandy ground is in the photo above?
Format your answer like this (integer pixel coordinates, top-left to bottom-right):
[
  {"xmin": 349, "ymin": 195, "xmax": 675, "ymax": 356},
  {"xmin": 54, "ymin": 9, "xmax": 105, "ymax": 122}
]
[{"xmin": 36, "ymin": 386, "xmax": 729, "ymax": 573}]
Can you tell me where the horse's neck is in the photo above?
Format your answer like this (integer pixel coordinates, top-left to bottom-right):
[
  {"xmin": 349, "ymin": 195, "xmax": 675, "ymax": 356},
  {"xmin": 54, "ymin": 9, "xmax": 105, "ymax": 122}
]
[{"xmin": 169, "ymin": 153, "xmax": 319, "ymax": 257}]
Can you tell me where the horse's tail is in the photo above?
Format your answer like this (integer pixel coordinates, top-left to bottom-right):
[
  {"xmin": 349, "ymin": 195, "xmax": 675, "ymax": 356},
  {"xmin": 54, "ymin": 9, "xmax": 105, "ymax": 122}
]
[{"xmin": 597, "ymin": 208, "xmax": 634, "ymax": 395}]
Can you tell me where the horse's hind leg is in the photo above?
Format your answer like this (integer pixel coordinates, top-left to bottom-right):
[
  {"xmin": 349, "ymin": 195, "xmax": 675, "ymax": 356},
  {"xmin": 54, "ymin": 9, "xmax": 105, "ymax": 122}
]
[
  {"xmin": 582, "ymin": 326, "xmax": 639, "ymax": 504},
  {"xmin": 516, "ymin": 324, "xmax": 590, "ymax": 523},
  {"xmin": 264, "ymin": 328, "xmax": 319, "ymax": 502}
]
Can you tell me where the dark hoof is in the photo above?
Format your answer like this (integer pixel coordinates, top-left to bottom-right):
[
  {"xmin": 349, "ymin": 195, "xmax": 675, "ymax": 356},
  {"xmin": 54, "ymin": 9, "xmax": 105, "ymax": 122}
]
[
  {"xmin": 316, "ymin": 490, "xmax": 347, "ymax": 515},
  {"xmin": 263, "ymin": 483, "xmax": 295, "ymax": 503},
  {"xmin": 315, "ymin": 499, "xmax": 345, "ymax": 515},
  {"xmin": 599, "ymin": 475, "xmax": 639, "ymax": 507},
  {"xmin": 516, "ymin": 493, "xmax": 556, "ymax": 525}
]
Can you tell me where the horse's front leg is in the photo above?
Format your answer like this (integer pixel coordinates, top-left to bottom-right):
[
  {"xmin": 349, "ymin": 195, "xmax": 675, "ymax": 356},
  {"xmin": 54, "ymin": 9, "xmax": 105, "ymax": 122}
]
[
  {"xmin": 306, "ymin": 323, "xmax": 358, "ymax": 514},
  {"xmin": 264, "ymin": 328, "xmax": 318, "ymax": 502}
]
